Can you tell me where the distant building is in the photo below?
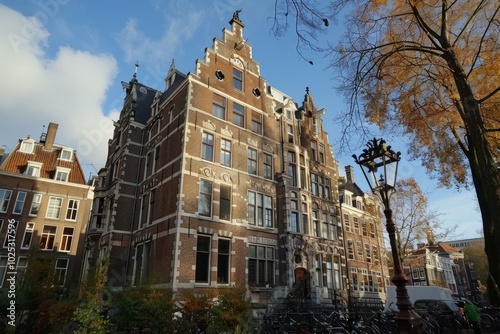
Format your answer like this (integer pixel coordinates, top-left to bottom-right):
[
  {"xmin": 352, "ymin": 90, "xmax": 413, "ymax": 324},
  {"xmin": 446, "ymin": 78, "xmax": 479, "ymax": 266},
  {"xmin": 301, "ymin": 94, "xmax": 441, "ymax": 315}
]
[
  {"xmin": 443, "ymin": 237, "xmax": 485, "ymax": 302},
  {"xmin": 443, "ymin": 237, "xmax": 484, "ymax": 251},
  {"xmin": 404, "ymin": 232, "xmax": 484, "ymax": 301},
  {"xmin": 0, "ymin": 122, "xmax": 93, "ymax": 288},
  {"xmin": 405, "ymin": 241, "xmax": 457, "ymax": 291},
  {"xmin": 339, "ymin": 166, "xmax": 390, "ymax": 307},
  {"xmin": 83, "ymin": 14, "xmax": 357, "ymax": 309}
]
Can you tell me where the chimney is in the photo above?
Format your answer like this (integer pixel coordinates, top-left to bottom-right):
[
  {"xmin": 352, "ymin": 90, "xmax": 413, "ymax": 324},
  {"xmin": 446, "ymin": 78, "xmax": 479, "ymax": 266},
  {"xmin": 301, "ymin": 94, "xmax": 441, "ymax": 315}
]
[
  {"xmin": 345, "ymin": 165, "xmax": 355, "ymax": 183},
  {"xmin": 44, "ymin": 122, "xmax": 58, "ymax": 150}
]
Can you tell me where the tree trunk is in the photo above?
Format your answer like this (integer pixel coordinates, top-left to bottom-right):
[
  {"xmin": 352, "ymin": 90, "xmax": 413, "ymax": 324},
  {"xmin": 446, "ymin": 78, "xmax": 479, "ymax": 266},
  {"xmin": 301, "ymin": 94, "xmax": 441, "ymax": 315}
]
[
  {"xmin": 452, "ymin": 71, "xmax": 500, "ymax": 305},
  {"xmin": 466, "ymin": 124, "xmax": 500, "ymax": 306}
]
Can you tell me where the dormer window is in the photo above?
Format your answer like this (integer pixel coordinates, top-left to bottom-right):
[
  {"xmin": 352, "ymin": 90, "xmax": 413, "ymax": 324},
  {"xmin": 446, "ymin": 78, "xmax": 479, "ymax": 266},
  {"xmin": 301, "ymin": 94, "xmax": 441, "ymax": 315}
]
[
  {"xmin": 59, "ymin": 148, "xmax": 73, "ymax": 161},
  {"xmin": 55, "ymin": 167, "xmax": 70, "ymax": 182},
  {"xmin": 19, "ymin": 139, "xmax": 35, "ymax": 154},
  {"xmin": 26, "ymin": 161, "xmax": 42, "ymax": 177}
]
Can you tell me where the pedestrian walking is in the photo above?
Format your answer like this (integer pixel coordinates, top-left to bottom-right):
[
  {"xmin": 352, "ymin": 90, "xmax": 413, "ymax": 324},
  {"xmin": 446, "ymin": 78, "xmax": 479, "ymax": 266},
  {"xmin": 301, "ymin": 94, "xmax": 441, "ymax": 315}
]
[{"xmin": 464, "ymin": 301, "xmax": 482, "ymax": 334}]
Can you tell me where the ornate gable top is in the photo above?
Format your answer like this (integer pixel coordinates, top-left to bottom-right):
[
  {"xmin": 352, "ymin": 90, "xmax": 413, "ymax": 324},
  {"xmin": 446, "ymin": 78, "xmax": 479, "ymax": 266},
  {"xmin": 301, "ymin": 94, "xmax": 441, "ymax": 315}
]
[{"xmin": 229, "ymin": 9, "xmax": 244, "ymax": 26}]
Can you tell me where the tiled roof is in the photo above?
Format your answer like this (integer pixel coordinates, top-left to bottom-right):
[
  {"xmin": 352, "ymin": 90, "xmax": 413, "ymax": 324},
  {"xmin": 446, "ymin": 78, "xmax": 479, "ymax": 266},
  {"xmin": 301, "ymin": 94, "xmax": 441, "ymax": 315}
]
[
  {"xmin": 437, "ymin": 242, "xmax": 459, "ymax": 253},
  {"xmin": 408, "ymin": 242, "xmax": 460, "ymax": 257},
  {"xmin": 0, "ymin": 141, "xmax": 87, "ymax": 184}
]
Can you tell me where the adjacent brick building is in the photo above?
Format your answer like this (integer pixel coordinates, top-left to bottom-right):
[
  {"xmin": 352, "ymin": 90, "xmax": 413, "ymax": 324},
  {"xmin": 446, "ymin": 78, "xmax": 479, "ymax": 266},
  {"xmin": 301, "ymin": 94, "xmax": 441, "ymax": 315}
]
[
  {"xmin": 0, "ymin": 122, "xmax": 93, "ymax": 289},
  {"xmin": 339, "ymin": 166, "xmax": 390, "ymax": 308}
]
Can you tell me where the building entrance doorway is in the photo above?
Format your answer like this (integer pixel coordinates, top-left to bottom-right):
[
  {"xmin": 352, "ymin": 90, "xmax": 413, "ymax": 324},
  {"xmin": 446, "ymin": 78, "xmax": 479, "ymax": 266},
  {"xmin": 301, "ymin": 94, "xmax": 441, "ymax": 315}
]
[{"xmin": 294, "ymin": 267, "xmax": 311, "ymax": 299}]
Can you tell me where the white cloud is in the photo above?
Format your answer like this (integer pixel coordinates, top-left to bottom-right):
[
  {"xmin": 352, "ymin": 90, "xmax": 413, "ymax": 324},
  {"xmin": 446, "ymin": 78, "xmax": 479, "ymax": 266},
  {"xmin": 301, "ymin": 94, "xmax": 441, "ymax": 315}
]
[
  {"xmin": 116, "ymin": 10, "xmax": 203, "ymax": 67},
  {"xmin": 0, "ymin": 4, "xmax": 118, "ymax": 177}
]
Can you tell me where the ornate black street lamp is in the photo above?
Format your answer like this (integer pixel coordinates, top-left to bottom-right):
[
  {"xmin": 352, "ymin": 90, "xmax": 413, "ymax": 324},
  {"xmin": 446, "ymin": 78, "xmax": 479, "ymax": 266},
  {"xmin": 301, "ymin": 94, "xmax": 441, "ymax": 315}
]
[{"xmin": 353, "ymin": 138, "xmax": 421, "ymax": 333}]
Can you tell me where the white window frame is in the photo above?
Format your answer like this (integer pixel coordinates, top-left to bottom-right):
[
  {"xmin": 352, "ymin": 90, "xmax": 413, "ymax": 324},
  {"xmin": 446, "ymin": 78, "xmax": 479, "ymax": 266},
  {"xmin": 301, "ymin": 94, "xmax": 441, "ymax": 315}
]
[
  {"xmin": 54, "ymin": 258, "xmax": 69, "ymax": 286},
  {"xmin": 201, "ymin": 132, "xmax": 214, "ymax": 161},
  {"xmin": 232, "ymin": 102, "xmax": 245, "ymax": 127},
  {"xmin": 19, "ymin": 139, "xmax": 35, "ymax": 153},
  {"xmin": 46, "ymin": 196, "xmax": 63, "ymax": 219},
  {"xmin": 60, "ymin": 227, "xmax": 74, "ymax": 252},
  {"xmin": 0, "ymin": 189, "xmax": 11, "ymax": 213},
  {"xmin": 365, "ymin": 243, "xmax": 372, "ymax": 263},
  {"xmin": 212, "ymin": 94, "xmax": 226, "ymax": 120},
  {"xmin": 132, "ymin": 242, "xmax": 151, "ymax": 286},
  {"xmin": 356, "ymin": 241, "xmax": 364, "ymax": 261},
  {"xmin": 232, "ymin": 67, "xmax": 243, "ymax": 91},
  {"xmin": 220, "ymin": 138, "xmax": 232, "ymax": 167},
  {"xmin": 65, "ymin": 199, "xmax": 79, "ymax": 221},
  {"xmin": 55, "ymin": 167, "xmax": 71, "ymax": 182},
  {"xmin": 347, "ymin": 239, "xmax": 354, "ymax": 260},
  {"xmin": 21, "ymin": 222, "xmax": 35, "ymax": 249},
  {"xmin": 29, "ymin": 193, "xmax": 42, "ymax": 216},
  {"xmin": 247, "ymin": 191, "xmax": 273, "ymax": 227},
  {"xmin": 26, "ymin": 161, "xmax": 42, "ymax": 177},
  {"xmin": 350, "ymin": 267, "xmax": 359, "ymax": 291},
  {"xmin": 248, "ymin": 244, "xmax": 276, "ymax": 287},
  {"xmin": 12, "ymin": 191, "xmax": 27, "ymax": 214},
  {"xmin": 59, "ymin": 148, "xmax": 73, "ymax": 161},
  {"xmin": 247, "ymin": 148, "xmax": 257, "ymax": 175},
  {"xmin": 251, "ymin": 111, "xmax": 262, "ymax": 134},
  {"xmin": 353, "ymin": 217, "xmax": 360, "ymax": 234},
  {"xmin": 343, "ymin": 214, "xmax": 351, "ymax": 232},
  {"xmin": 40, "ymin": 225, "xmax": 57, "ymax": 250}
]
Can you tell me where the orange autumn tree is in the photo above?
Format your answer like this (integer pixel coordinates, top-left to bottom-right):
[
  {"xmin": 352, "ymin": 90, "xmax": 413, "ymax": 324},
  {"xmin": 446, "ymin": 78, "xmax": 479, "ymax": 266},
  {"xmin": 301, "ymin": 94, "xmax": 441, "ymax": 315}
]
[
  {"xmin": 392, "ymin": 178, "xmax": 453, "ymax": 260},
  {"xmin": 272, "ymin": 0, "xmax": 500, "ymax": 305}
]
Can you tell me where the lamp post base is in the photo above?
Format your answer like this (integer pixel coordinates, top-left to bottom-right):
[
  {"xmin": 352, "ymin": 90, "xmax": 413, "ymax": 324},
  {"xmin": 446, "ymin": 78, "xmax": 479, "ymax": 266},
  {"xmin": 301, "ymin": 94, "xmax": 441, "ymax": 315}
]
[
  {"xmin": 394, "ymin": 311, "xmax": 422, "ymax": 333},
  {"xmin": 392, "ymin": 273, "xmax": 422, "ymax": 333}
]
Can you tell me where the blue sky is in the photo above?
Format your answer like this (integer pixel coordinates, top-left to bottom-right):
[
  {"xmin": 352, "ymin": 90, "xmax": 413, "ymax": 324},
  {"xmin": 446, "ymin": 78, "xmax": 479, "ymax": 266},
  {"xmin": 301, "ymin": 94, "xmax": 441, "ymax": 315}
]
[{"xmin": 0, "ymin": 1, "xmax": 482, "ymax": 238}]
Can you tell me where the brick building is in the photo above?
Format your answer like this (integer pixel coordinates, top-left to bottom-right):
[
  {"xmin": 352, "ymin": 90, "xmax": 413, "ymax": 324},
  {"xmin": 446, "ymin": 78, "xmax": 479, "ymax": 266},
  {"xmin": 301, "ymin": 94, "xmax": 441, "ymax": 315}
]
[
  {"xmin": 0, "ymin": 122, "xmax": 93, "ymax": 289},
  {"xmin": 339, "ymin": 166, "xmax": 390, "ymax": 308},
  {"xmin": 84, "ymin": 13, "xmax": 349, "ymax": 308}
]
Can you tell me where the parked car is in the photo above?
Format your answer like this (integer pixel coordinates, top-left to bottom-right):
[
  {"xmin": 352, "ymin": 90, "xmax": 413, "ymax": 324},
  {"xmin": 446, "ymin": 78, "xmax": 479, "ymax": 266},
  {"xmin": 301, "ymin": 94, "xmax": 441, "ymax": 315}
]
[
  {"xmin": 384, "ymin": 286, "xmax": 453, "ymax": 313},
  {"xmin": 413, "ymin": 299, "xmax": 467, "ymax": 329}
]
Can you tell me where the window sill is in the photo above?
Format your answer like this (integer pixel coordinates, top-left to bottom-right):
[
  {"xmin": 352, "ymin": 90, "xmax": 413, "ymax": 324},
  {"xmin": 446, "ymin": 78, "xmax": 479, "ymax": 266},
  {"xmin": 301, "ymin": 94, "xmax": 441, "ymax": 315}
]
[{"xmin": 250, "ymin": 286, "xmax": 274, "ymax": 292}]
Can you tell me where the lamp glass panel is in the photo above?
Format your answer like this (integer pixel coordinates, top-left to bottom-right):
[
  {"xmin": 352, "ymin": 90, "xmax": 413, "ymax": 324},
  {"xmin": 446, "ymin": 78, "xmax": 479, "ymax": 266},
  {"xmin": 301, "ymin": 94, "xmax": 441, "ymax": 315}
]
[
  {"xmin": 360, "ymin": 164, "xmax": 378, "ymax": 191},
  {"xmin": 383, "ymin": 156, "xmax": 398, "ymax": 188}
]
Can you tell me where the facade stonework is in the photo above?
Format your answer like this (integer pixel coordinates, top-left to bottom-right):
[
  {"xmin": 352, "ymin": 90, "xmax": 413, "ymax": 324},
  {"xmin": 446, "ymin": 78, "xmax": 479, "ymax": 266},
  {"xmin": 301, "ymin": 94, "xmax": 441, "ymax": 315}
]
[{"xmin": 84, "ymin": 14, "xmax": 389, "ymax": 309}]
